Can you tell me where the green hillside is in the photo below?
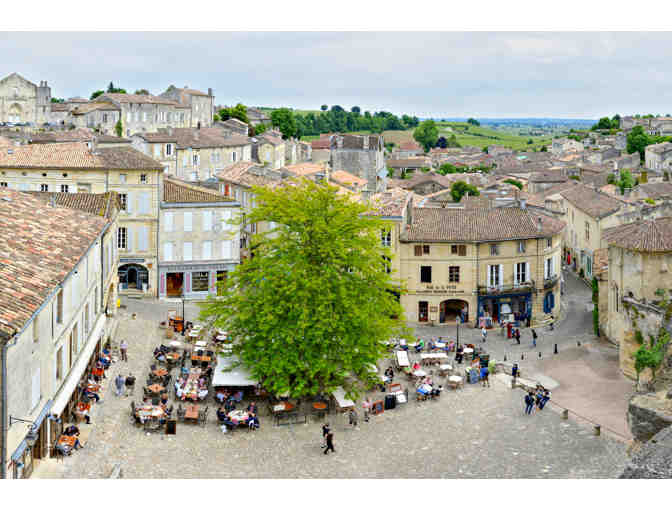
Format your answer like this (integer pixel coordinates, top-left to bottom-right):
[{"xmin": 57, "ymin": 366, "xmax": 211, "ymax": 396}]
[{"xmin": 438, "ymin": 122, "xmax": 551, "ymax": 151}]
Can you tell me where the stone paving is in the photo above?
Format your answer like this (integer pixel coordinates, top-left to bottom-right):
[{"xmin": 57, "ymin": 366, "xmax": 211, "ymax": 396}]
[{"xmin": 40, "ymin": 292, "xmax": 628, "ymax": 479}]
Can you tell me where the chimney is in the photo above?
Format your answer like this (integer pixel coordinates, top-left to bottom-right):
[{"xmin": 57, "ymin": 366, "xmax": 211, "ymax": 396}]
[
  {"xmin": 184, "ymin": 85, "xmax": 189, "ymax": 89},
  {"xmin": 208, "ymin": 88, "xmax": 213, "ymax": 97}
]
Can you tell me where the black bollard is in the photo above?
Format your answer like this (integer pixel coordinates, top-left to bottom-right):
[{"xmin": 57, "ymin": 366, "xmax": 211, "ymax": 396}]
[
  {"xmin": 554, "ymin": 343, "xmax": 558, "ymax": 354},
  {"xmin": 521, "ymin": 353, "xmax": 524, "ymax": 360},
  {"xmin": 577, "ymin": 340, "xmax": 581, "ymax": 347},
  {"xmin": 503, "ymin": 354, "xmax": 507, "ymax": 362},
  {"xmin": 538, "ymin": 352, "xmax": 542, "ymax": 358}
]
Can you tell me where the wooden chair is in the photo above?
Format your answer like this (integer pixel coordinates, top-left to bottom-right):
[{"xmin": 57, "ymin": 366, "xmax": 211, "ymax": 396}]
[{"xmin": 177, "ymin": 406, "xmax": 185, "ymax": 422}]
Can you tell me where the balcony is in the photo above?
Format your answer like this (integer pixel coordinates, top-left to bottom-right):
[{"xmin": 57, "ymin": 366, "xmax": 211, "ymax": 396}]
[
  {"xmin": 544, "ymin": 274, "xmax": 559, "ymax": 289},
  {"xmin": 478, "ymin": 280, "xmax": 535, "ymax": 296}
]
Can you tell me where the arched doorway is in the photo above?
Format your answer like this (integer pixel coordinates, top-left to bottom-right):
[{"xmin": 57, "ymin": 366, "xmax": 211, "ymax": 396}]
[
  {"xmin": 8, "ymin": 103, "xmax": 22, "ymax": 123},
  {"xmin": 440, "ymin": 299, "xmax": 468, "ymax": 323},
  {"xmin": 118, "ymin": 264, "xmax": 149, "ymax": 291}
]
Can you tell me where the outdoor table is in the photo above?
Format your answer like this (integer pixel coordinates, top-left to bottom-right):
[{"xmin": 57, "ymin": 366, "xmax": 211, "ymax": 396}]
[
  {"xmin": 439, "ymin": 364, "xmax": 453, "ymax": 376},
  {"xmin": 463, "ymin": 348, "xmax": 474, "ymax": 355},
  {"xmin": 86, "ymin": 383, "xmax": 101, "ymax": 393},
  {"xmin": 434, "ymin": 342, "xmax": 446, "ymax": 349},
  {"xmin": 412, "ymin": 369, "xmax": 427, "ymax": 378},
  {"xmin": 448, "ymin": 375, "xmax": 464, "ymax": 389},
  {"xmin": 185, "ymin": 404, "xmax": 199, "ymax": 421},
  {"xmin": 166, "ymin": 352, "xmax": 181, "ymax": 361},
  {"xmin": 192, "ymin": 355, "xmax": 212, "ymax": 362},
  {"xmin": 152, "ymin": 368, "xmax": 168, "ymax": 378},
  {"xmin": 395, "ymin": 350, "xmax": 410, "ymax": 368},
  {"xmin": 312, "ymin": 402, "xmax": 327, "ymax": 411},
  {"xmin": 228, "ymin": 410, "xmax": 250, "ymax": 424},
  {"xmin": 147, "ymin": 384, "xmax": 165, "ymax": 395},
  {"xmin": 136, "ymin": 405, "xmax": 165, "ymax": 419},
  {"xmin": 273, "ymin": 402, "xmax": 295, "ymax": 413},
  {"xmin": 195, "ymin": 340, "xmax": 208, "ymax": 348},
  {"xmin": 169, "ymin": 340, "xmax": 183, "ymax": 348}
]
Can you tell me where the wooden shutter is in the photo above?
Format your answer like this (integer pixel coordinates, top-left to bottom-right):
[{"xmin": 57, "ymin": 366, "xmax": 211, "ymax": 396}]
[
  {"xmin": 184, "ymin": 212, "xmax": 192, "ymax": 232},
  {"xmin": 126, "ymin": 192, "xmax": 134, "ymax": 214},
  {"xmin": 140, "ymin": 192, "xmax": 150, "ymax": 214},
  {"xmin": 202, "ymin": 241, "xmax": 212, "ymax": 260},
  {"xmin": 203, "ymin": 211, "xmax": 212, "ymax": 231},
  {"xmin": 126, "ymin": 226, "xmax": 133, "ymax": 252},
  {"xmin": 525, "ymin": 262, "xmax": 530, "ymax": 283},
  {"xmin": 183, "ymin": 242, "xmax": 192, "ymax": 261},
  {"xmin": 163, "ymin": 242, "xmax": 173, "ymax": 261},
  {"xmin": 414, "ymin": 245, "xmax": 422, "ymax": 256},
  {"xmin": 164, "ymin": 212, "xmax": 173, "ymax": 232},
  {"xmin": 498, "ymin": 265, "xmax": 504, "ymax": 288},
  {"xmin": 222, "ymin": 240, "xmax": 232, "ymax": 259},
  {"xmin": 138, "ymin": 226, "xmax": 149, "ymax": 252}
]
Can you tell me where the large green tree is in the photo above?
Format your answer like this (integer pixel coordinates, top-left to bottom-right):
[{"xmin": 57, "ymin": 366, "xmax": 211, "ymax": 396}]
[
  {"xmin": 450, "ymin": 181, "xmax": 480, "ymax": 202},
  {"xmin": 199, "ymin": 179, "xmax": 409, "ymax": 399},
  {"xmin": 626, "ymin": 126, "xmax": 650, "ymax": 159},
  {"xmin": 270, "ymin": 108, "xmax": 298, "ymax": 139},
  {"xmin": 218, "ymin": 103, "xmax": 249, "ymax": 124},
  {"xmin": 413, "ymin": 120, "xmax": 439, "ymax": 152}
]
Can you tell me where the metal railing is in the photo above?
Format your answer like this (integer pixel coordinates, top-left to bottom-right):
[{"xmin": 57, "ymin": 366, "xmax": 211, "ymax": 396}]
[{"xmin": 477, "ymin": 280, "xmax": 535, "ymax": 295}]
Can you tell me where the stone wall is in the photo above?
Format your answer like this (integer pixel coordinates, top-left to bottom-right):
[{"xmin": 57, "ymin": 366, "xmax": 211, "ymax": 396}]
[
  {"xmin": 331, "ymin": 149, "xmax": 384, "ymax": 191},
  {"xmin": 620, "ymin": 425, "xmax": 672, "ymax": 478},
  {"xmin": 627, "ymin": 393, "xmax": 672, "ymax": 442}
]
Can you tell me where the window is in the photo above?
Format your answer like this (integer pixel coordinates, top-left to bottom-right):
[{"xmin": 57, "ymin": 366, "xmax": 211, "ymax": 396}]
[
  {"xmin": 183, "ymin": 212, "xmax": 192, "ymax": 232},
  {"xmin": 70, "ymin": 323, "xmax": 77, "ymax": 365},
  {"xmin": 232, "ymin": 152, "xmax": 237, "ymax": 162},
  {"xmin": 203, "ymin": 211, "xmax": 213, "ymax": 231},
  {"xmin": 84, "ymin": 304, "xmax": 89, "ymax": 335},
  {"xmin": 190, "ymin": 171, "xmax": 198, "ymax": 182},
  {"xmin": 164, "ymin": 211, "xmax": 173, "ymax": 232},
  {"xmin": 382, "ymin": 256, "xmax": 391, "ymax": 274},
  {"xmin": 143, "ymin": 112, "xmax": 148, "ymax": 122},
  {"xmin": 40, "ymin": 183, "xmax": 48, "ymax": 192},
  {"xmin": 117, "ymin": 227, "xmax": 127, "ymax": 249},
  {"xmin": 0, "ymin": 182, "xmax": 7, "ymax": 187},
  {"xmin": 103, "ymin": 113, "xmax": 108, "ymax": 123},
  {"xmin": 120, "ymin": 174, "xmax": 127, "ymax": 184},
  {"xmin": 490, "ymin": 244, "xmax": 499, "ymax": 256},
  {"xmin": 614, "ymin": 285, "xmax": 619, "ymax": 312},
  {"xmin": 167, "ymin": 112, "xmax": 172, "ymax": 123},
  {"xmin": 119, "ymin": 193, "xmax": 127, "ymax": 211},
  {"xmin": 60, "ymin": 184, "xmax": 69, "ymax": 193},
  {"xmin": 193, "ymin": 154, "xmax": 200, "ymax": 166},
  {"xmin": 138, "ymin": 226, "xmax": 149, "ymax": 251},
  {"xmin": 517, "ymin": 241, "xmax": 526, "ymax": 253},
  {"xmin": 449, "ymin": 266, "xmax": 460, "ymax": 283},
  {"xmin": 202, "ymin": 240, "xmax": 212, "ymax": 260},
  {"xmin": 423, "ymin": 245, "xmax": 430, "ymax": 255},
  {"xmin": 546, "ymin": 237, "xmax": 552, "ymax": 249},
  {"xmin": 166, "ymin": 143, "xmax": 172, "ymax": 156},
  {"xmin": 222, "ymin": 240, "xmax": 233, "ymax": 259},
  {"xmin": 216, "ymin": 271, "xmax": 228, "ymax": 296},
  {"xmin": 545, "ymin": 257, "xmax": 554, "ymax": 279},
  {"xmin": 414, "ymin": 245, "xmax": 429, "ymax": 256},
  {"xmin": 140, "ymin": 174, "xmax": 147, "ymax": 184},
  {"xmin": 56, "ymin": 290, "xmax": 63, "ymax": 324},
  {"xmin": 418, "ymin": 301, "xmax": 428, "ymax": 322},
  {"xmin": 134, "ymin": 111, "xmax": 139, "ymax": 122},
  {"xmin": 381, "ymin": 229, "xmax": 391, "ymax": 247},
  {"xmin": 56, "ymin": 346, "xmax": 63, "ymax": 380},
  {"xmin": 585, "ymin": 221, "xmax": 590, "ymax": 241},
  {"xmin": 420, "ymin": 266, "xmax": 432, "ymax": 283},
  {"xmin": 515, "ymin": 262, "xmax": 528, "ymax": 285},
  {"xmin": 488, "ymin": 264, "xmax": 502, "ymax": 288},
  {"xmin": 163, "ymin": 242, "xmax": 173, "ymax": 261},
  {"xmin": 192, "ymin": 271, "xmax": 209, "ymax": 291},
  {"xmin": 183, "ymin": 242, "xmax": 193, "ymax": 261}
]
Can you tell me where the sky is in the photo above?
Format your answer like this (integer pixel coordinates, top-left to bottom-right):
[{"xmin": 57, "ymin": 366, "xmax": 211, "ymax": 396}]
[{"xmin": 2, "ymin": 31, "xmax": 672, "ymax": 119}]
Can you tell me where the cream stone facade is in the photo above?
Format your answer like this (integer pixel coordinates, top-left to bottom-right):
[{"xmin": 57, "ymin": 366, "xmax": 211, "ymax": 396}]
[
  {"xmin": 159, "ymin": 178, "xmax": 240, "ymax": 299},
  {"xmin": 1, "ymin": 190, "xmax": 119, "ymax": 478},
  {"xmin": 0, "ymin": 142, "xmax": 163, "ymax": 297},
  {"xmin": 253, "ymin": 132, "xmax": 286, "ymax": 170},
  {"xmin": 0, "ymin": 73, "xmax": 51, "ymax": 125},
  {"xmin": 602, "ymin": 218, "xmax": 672, "ymax": 379}
]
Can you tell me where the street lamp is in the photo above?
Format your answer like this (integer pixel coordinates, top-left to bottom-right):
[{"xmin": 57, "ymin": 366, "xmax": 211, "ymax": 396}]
[
  {"xmin": 181, "ymin": 292, "xmax": 186, "ymax": 337},
  {"xmin": 9, "ymin": 417, "xmax": 39, "ymax": 448},
  {"xmin": 456, "ymin": 317, "xmax": 460, "ymax": 350}
]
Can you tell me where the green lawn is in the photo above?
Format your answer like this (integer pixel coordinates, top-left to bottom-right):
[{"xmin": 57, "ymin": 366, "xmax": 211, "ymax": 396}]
[{"xmin": 437, "ymin": 122, "xmax": 551, "ymax": 151}]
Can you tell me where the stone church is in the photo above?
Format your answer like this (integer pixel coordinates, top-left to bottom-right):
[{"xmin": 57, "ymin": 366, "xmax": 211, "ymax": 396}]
[{"xmin": 0, "ymin": 72, "xmax": 52, "ymax": 124}]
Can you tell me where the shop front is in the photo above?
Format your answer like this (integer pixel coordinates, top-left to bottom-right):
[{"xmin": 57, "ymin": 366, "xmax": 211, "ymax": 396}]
[
  {"xmin": 403, "ymin": 287, "xmax": 475, "ymax": 326},
  {"xmin": 477, "ymin": 290, "xmax": 532, "ymax": 328},
  {"xmin": 8, "ymin": 400, "xmax": 53, "ymax": 479},
  {"xmin": 118, "ymin": 262, "xmax": 149, "ymax": 291},
  {"xmin": 159, "ymin": 263, "xmax": 237, "ymax": 299}
]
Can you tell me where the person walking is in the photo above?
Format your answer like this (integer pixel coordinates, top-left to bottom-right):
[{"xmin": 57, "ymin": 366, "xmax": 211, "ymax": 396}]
[
  {"xmin": 549, "ymin": 315, "xmax": 554, "ymax": 331},
  {"xmin": 321, "ymin": 423, "xmax": 330, "ymax": 448},
  {"xmin": 531, "ymin": 329, "xmax": 537, "ymax": 348},
  {"xmin": 481, "ymin": 327, "xmax": 487, "ymax": 343},
  {"xmin": 480, "ymin": 365, "xmax": 490, "ymax": 387},
  {"xmin": 514, "ymin": 328, "xmax": 521, "ymax": 345},
  {"xmin": 524, "ymin": 392, "xmax": 535, "ymax": 415},
  {"xmin": 348, "ymin": 408, "xmax": 358, "ymax": 428},
  {"xmin": 124, "ymin": 373, "xmax": 135, "ymax": 397},
  {"xmin": 114, "ymin": 373, "xmax": 125, "ymax": 397},
  {"xmin": 363, "ymin": 397, "xmax": 372, "ymax": 422},
  {"xmin": 323, "ymin": 431, "xmax": 335, "ymax": 455},
  {"xmin": 120, "ymin": 339, "xmax": 128, "ymax": 362}
]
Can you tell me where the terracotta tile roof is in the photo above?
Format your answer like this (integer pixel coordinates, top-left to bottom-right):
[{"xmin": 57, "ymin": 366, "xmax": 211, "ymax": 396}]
[
  {"xmin": 215, "ymin": 162, "xmax": 277, "ymax": 189},
  {"xmin": 634, "ymin": 182, "xmax": 672, "ymax": 199},
  {"xmin": 49, "ymin": 103, "xmax": 69, "ymax": 112},
  {"xmin": 221, "ymin": 118, "xmax": 248, "ymax": 129},
  {"xmin": 646, "ymin": 142, "xmax": 672, "ymax": 154},
  {"xmin": 330, "ymin": 170, "xmax": 367, "ymax": 187},
  {"xmin": 163, "ymin": 178, "xmax": 233, "ymax": 204},
  {"xmin": 398, "ymin": 170, "xmax": 453, "ymax": 189},
  {"xmin": 368, "ymin": 187, "xmax": 414, "ymax": 217},
  {"xmin": 96, "ymin": 146, "xmax": 164, "ymax": 170},
  {"xmin": 386, "ymin": 157, "xmax": 431, "ymax": 169},
  {"xmin": 0, "ymin": 189, "xmax": 109, "ymax": 336},
  {"xmin": 29, "ymin": 129, "xmax": 131, "ymax": 145},
  {"xmin": 602, "ymin": 217, "xmax": 672, "ymax": 253},
  {"xmin": 282, "ymin": 162, "xmax": 326, "ymax": 177},
  {"xmin": 98, "ymin": 93, "xmax": 178, "ymax": 105},
  {"xmin": 402, "ymin": 207, "xmax": 565, "ymax": 243},
  {"xmin": 530, "ymin": 171, "xmax": 567, "ymax": 183},
  {"xmin": 311, "ymin": 138, "xmax": 330, "ymax": 150},
  {"xmin": 559, "ymin": 184, "xmax": 625, "ymax": 219},
  {"xmin": 25, "ymin": 191, "xmax": 121, "ymax": 219},
  {"xmin": 256, "ymin": 133, "xmax": 284, "ymax": 146},
  {"xmin": 71, "ymin": 101, "xmax": 119, "ymax": 114},
  {"xmin": 399, "ymin": 141, "xmax": 422, "ymax": 151}
]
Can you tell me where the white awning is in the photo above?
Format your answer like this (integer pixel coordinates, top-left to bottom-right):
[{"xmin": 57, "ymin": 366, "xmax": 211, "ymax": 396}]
[
  {"xmin": 51, "ymin": 314, "xmax": 107, "ymax": 416},
  {"xmin": 212, "ymin": 354, "xmax": 257, "ymax": 387},
  {"xmin": 332, "ymin": 387, "xmax": 355, "ymax": 408}
]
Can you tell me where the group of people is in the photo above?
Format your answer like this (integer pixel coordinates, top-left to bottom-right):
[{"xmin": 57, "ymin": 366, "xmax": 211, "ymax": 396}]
[
  {"xmin": 56, "ymin": 425, "xmax": 84, "ymax": 456},
  {"xmin": 114, "ymin": 373, "xmax": 136, "ymax": 397},
  {"xmin": 524, "ymin": 385, "xmax": 551, "ymax": 415},
  {"xmin": 217, "ymin": 401, "xmax": 260, "ymax": 430},
  {"xmin": 175, "ymin": 373, "xmax": 209, "ymax": 401}
]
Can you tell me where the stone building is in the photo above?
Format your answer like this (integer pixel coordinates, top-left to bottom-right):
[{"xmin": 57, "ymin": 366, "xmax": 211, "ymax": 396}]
[
  {"xmin": 246, "ymin": 107, "xmax": 270, "ymax": 127},
  {"xmin": 131, "ymin": 128, "xmax": 252, "ymax": 181},
  {"xmin": 612, "ymin": 152, "xmax": 641, "ymax": 171},
  {"xmin": 0, "ymin": 142, "xmax": 164, "ymax": 296},
  {"xmin": 645, "ymin": 142, "xmax": 672, "ymax": 172},
  {"xmin": 215, "ymin": 118, "xmax": 249, "ymax": 136},
  {"xmin": 0, "ymin": 73, "xmax": 52, "ymax": 125},
  {"xmin": 395, "ymin": 170, "xmax": 453, "ymax": 195},
  {"xmin": 29, "ymin": 129, "xmax": 131, "ymax": 148},
  {"xmin": 158, "ymin": 86, "xmax": 214, "ymax": 129},
  {"xmin": 559, "ymin": 184, "xmax": 634, "ymax": 279},
  {"xmin": 330, "ymin": 134, "xmax": 386, "ymax": 193},
  {"xmin": 252, "ymin": 132, "xmax": 286, "ymax": 170},
  {"xmin": 0, "ymin": 189, "xmax": 119, "ymax": 478},
  {"xmin": 528, "ymin": 171, "xmax": 568, "ymax": 194},
  {"xmin": 551, "ymin": 137, "xmax": 584, "ymax": 155},
  {"xmin": 159, "ymin": 178, "xmax": 240, "ymax": 299},
  {"xmin": 69, "ymin": 101, "xmax": 121, "ymax": 133},
  {"xmin": 602, "ymin": 217, "xmax": 672, "ymax": 378},
  {"xmin": 386, "ymin": 157, "xmax": 432, "ymax": 177},
  {"xmin": 393, "ymin": 141, "xmax": 424, "ymax": 158},
  {"xmin": 583, "ymin": 147, "xmax": 621, "ymax": 165}
]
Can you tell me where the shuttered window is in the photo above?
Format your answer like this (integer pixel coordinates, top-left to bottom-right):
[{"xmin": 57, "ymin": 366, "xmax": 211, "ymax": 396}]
[
  {"xmin": 164, "ymin": 212, "xmax": 173, "ymax": 232},
  {"xmin": 184, "ymin": 212, "xmax": 192, "ymax": 232},
  {"xmin": 183, "ymin": 242, "xmax": 192, "ymax": 261},
  {"xmin": 138, "ymin": 226, "xmax": 149, "ymax": 252},
  {"xmin": 139, "ymin": 192, "xmax": 150, "ymax": 214},
  {"xmin": 163, "ymin": 242, "xmax": 173, "ymax": 261},
  {"xmin": 202, "ymin": 241, "xmax": 212, "ymax": 260},
  {"xmin": 222, "ymin": 240, "xmax": 232, "ymax": 259},
  {"xmin": 202, "ymin": 211, "xmax": 213, "ymax": 231}
]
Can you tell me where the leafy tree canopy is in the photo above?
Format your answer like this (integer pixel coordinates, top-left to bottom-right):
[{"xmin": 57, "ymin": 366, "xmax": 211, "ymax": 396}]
[
  {"xmin": 106, "ymin": 82, "xmax": 126, "ymax": 94},
  {"xmin": 413, "ymin": 120, "xmax": 439, "ymax": 152},
  {"xmin": 450, "ymin": 181, "xmax": 480, "ymax": 202},
  {"xmin": 504, "ymin": 178, "xmax": 523, "ymax": 190},
  {"xmin": 134, "ymin": 89, "xmax": 150, "ymax": 95},
  {"xmin": 90, "ymin": 90, "xmax": 104, "ymax": 100},
  {"xmin": 114, "ymin": 119, "xmax": 123, "ymax": 138},
  {"xmin": 616, "ymin": 169, "xmax": 635, "ymax": 195},
  {"xmin": 198, "ymin": 179, "xmax": 409, "ymax": 399},
  {"xmin": 50, "ymin": 97, "xmax": 65, "ymax": 103},
  {"xmin": 270, "ymin": 108, "xmax": 298, "ymax": 139},
  {"xmin": 218, "ymin": 103, "xmax": 249, "ymax": 124},
  {"xmin": 321, "ymin": 104, "xmax": 328, "ymax": 111},
  {"xmin": 467, "ymin": 117, "xmax": 480, "ymax": 126},
  {"xmin": 591, "ymin": 116, "xmax": 620, "ymax": 130},
  {"xmin": 351, "ymin": 106, "xmax": 361, "ymax": 114}
]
